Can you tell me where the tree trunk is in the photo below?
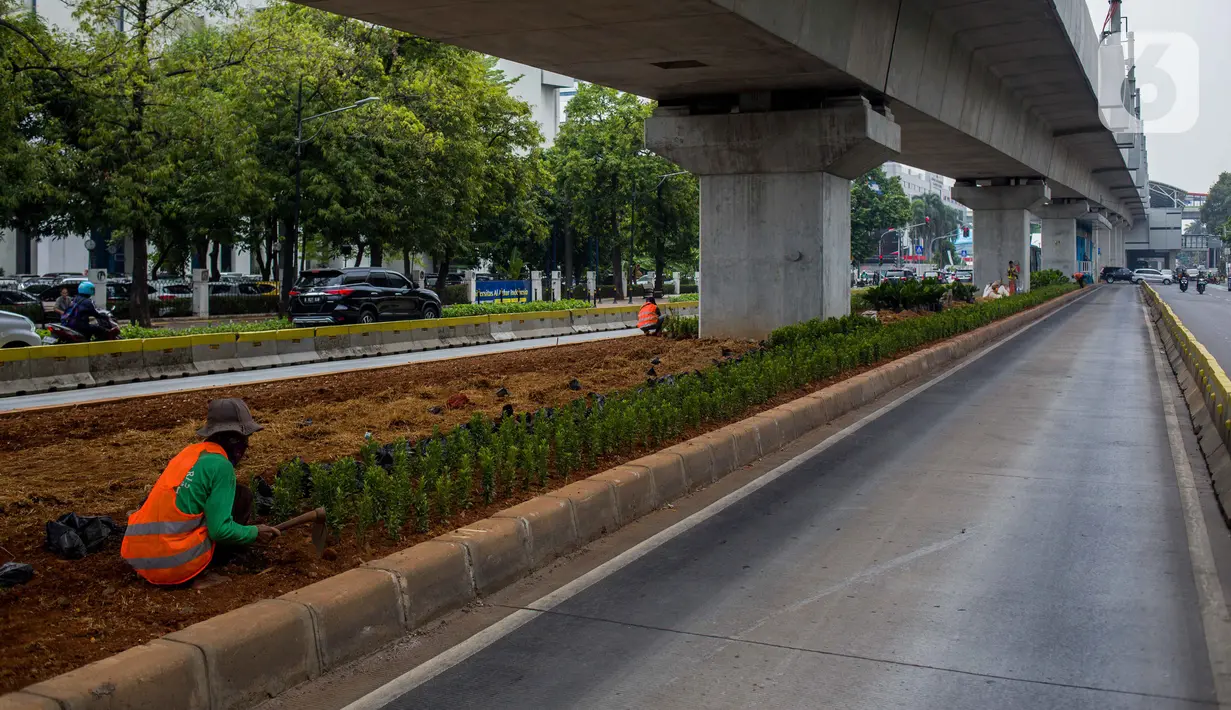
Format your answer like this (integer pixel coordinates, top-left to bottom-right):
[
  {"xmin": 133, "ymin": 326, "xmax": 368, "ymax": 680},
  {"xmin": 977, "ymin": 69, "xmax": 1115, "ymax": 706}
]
[
  {"xmin": 279, "ymin": 218, "xmax": 296, "ymax": 316},
  {"xmin": 369, "ymin": 240, "xmax": 383, "ymax": 267},
  {"xmin": 403, "ymin": 248, "xmax": 412, "ymax": 279},
  {"xmin": 563, "ymin": 222, "xmax": 574, "ymax": 287},
  {"xmin": 653, "ymin": 186, "xmax": 665, "ymax": 295},
  {"xmin": 610, "ymin": 175, "xmax": 623, "ymax": 300},
  {"xmin": 354, "ymin": 241, "xmax": 365, "ymax": 268},
  {"xmin": 434, "ymin": 245, "xmax": 452, "ymax": 294},
  {"xmin": 131, "ymin": 226, "xmax": 152, "ymax": 326},
  {"xmin": 209, "ymin": 241, "xmax": 221, "ymax": 281}
]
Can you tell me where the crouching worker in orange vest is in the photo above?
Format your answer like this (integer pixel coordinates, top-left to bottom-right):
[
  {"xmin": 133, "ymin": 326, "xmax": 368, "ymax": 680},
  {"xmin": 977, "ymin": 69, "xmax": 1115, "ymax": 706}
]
[
  {"xmin": 638, "ymin": 295, "xmax": 665, "ymax": 336},
  {"xmin": 122, "ymin": 398, "xmax": 281, "ymax": 588}
]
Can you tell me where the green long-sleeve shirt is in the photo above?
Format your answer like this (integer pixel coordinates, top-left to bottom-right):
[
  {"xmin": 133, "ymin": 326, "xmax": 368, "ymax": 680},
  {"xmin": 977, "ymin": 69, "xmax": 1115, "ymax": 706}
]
[{"xmin": 174, "ymin": 451, "xmax": 258, "ymax": 546}]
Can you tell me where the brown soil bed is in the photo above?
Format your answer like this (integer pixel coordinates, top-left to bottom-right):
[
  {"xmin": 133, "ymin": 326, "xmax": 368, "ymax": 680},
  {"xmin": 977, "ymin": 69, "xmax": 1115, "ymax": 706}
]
[{"xmin": 0, "ymin": 335, "xmax": 755, "ymax": 693}]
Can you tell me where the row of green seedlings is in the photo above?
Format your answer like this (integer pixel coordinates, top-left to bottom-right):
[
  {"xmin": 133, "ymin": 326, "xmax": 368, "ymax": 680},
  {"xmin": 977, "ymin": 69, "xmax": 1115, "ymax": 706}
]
[{"xmin": 267, "ymin": 283, "xmax": 1079, "ymax": 543}]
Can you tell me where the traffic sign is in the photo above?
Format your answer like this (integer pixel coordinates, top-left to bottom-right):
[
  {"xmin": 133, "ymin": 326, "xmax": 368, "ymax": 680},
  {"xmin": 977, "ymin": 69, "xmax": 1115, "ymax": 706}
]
[
  {"xmin": 960, "ymin": 249, "xmax": 968, "ymax": 257},
  {"xmin": 914, "ymin": 245, "xmax": 924, "ymax": 255}
]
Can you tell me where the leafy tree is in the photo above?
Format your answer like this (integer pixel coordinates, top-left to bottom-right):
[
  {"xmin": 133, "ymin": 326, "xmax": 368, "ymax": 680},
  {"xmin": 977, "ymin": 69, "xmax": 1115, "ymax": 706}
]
[
  {"xmin": 549, "ymin": 84, "xmax": 653, "ymax": 298},
  {"xmin": 911, "ymin": 193, "xmax": 965, "ymax": 263},
  {"xmin": 851, "ymin": 167, "xmax": 911, "ymax": 263},
  {"xmin": 1202, "ymin": 172, "xmax": 1231, "ymax": 242}
]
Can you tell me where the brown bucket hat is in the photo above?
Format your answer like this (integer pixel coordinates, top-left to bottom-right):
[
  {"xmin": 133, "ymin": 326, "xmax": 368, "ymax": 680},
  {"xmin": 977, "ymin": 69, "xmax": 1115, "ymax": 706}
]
[{"xmin": 196, "ymin": 398, "xmax": 264, "ymax": 438}]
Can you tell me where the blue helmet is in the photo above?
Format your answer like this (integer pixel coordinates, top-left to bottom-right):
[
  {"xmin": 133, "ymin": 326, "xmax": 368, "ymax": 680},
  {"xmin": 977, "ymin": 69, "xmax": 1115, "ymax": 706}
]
[{"xmin": 77, "ymin": 282, "xmax": 96, "ymax": 297}]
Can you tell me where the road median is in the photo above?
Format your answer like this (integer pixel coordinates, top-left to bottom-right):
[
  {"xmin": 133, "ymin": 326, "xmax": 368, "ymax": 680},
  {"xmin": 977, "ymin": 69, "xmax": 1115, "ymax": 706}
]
[{"xmin": 1, "ymin": 284, "xmax": 1092, "ymax": 710}]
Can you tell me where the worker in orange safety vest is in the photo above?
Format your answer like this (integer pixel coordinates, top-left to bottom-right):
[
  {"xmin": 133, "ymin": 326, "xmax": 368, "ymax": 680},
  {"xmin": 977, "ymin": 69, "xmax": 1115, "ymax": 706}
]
[
  {"xmin": 121, "ymin": 398, "xmax": 280, "ymax": 588},
  {"xmin": 638, "ymin": 294, "xmax": 664, "ymax": 335}
]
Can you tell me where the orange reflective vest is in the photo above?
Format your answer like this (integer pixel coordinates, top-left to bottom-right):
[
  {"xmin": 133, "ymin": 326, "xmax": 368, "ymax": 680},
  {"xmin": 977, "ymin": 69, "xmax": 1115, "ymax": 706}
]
[
  {"xmin": 121, "ymin": 442, "xmax": 220, "ymax": 585},
  {"xmin": 638, "ymin": 303, "xmax": 659, "ymax": 329}
]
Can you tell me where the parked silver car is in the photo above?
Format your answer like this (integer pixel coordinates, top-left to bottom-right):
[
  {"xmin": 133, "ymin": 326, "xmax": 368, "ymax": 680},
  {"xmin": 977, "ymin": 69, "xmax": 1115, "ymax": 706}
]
[
  {"xmin": 0, "ymin": 310, "xmax": 41, "ymax": 348},
  {"xmin": 1131, "ymin": 268, "xmax": 1173, "ymax": 285}
]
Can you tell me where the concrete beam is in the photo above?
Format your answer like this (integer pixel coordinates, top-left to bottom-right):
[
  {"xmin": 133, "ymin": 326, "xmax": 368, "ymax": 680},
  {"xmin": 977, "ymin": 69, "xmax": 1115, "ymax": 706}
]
[
  {"xmin": 645, "ymin": 99, "xmax": 900, "ymax": 179},
  {"xmin": 951, "ymin": 182, "xmax": 1051, "ymax": 212},
  {"xmin": 1034, "ymin": 201, "xmax": 1091, "ymax": 220}
]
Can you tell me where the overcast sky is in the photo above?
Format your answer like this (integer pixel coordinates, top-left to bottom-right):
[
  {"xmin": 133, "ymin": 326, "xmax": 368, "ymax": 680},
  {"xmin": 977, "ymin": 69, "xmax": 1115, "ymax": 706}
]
[{"xmin": 1083, "ymin": 0, "xmax": 1230, "ymax": 193}]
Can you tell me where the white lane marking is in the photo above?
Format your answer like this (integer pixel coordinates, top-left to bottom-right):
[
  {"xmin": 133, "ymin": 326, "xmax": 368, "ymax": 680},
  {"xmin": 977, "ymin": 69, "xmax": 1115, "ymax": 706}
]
[
  {"xmin": 341, "ymin": 291, "xmax": 1093, "ymax": 710},
  {"xmin": 1142, "ymin": 302, "xmax": 1231, "ymax": 708}
]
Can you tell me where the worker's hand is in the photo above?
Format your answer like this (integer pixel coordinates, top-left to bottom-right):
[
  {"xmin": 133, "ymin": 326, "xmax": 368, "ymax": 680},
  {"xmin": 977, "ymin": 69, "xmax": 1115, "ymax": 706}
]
[{"xmin": 254, "ymin": 525, "xmax": 281, "ymax": 545}]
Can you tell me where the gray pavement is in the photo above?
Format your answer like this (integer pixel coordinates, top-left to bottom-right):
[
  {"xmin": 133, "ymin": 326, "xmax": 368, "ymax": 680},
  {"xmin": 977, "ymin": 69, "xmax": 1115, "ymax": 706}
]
[
  {"xmin": 0, "ymin": 329, "xmax": 637, "ymax": 413},
  {"xmin": 1153, "ymin": 280, "xmax": 1231, "ymax": 376},
  {"xmin": 360, "ymin": 286, "xmax": 1218, "ymax": 709}
]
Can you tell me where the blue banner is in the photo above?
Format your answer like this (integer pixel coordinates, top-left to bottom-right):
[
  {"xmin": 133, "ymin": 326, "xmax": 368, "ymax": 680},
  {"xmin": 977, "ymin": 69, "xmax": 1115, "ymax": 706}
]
[{"xmin": 476, "ymin": 279, "xmax": 529, "ymax": 304}]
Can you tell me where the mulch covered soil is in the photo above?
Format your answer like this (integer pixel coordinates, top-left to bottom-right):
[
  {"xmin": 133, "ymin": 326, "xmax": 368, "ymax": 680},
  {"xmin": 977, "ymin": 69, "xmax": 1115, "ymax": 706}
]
[{"xmin": 0, "ymin": 335, "xmax": 756, "ymax": 693}]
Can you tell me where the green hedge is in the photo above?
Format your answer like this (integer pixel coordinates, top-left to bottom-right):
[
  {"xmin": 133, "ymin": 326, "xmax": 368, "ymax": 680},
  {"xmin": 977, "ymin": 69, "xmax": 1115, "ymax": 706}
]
[
  {"xmin": 663, "ymin": 315, "xmax": 698, "ymax": 339},
  {"xmin": 1031, "ymin": 269, "xmax": 1070, "ymax": 288},
  {"xmin": 667, "ymin": 293, "xmax": 699, "ymax": 303},
  {"xmin": 442, "ymin": 300, "xmax": 591, "ymax": 317},
  {"xmin": 261, "ymin": 283, "xmax": 1078, "ymax": 541}
]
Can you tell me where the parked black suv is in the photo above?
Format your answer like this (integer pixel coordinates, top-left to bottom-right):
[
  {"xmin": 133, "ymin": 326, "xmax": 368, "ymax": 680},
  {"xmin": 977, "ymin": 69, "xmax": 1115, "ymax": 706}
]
[
  {"xmin": 289, "ymin": 268, "xmax": 442, "ymax": 326},
  {"xmin": 1101, "ymin": 266, "xmax": 1134, "ymax": 283}
]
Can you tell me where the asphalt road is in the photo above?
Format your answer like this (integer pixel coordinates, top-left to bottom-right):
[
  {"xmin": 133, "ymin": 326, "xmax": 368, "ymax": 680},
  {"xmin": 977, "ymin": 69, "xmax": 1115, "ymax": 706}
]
[
  {"xmin": 1152, "ymin": 279, "xmax": 1231, "ymax": 376},
  {"xmin": 327, "ymin": 285, "xmax": 1220, "ymax": 710},
  {"xmin": 0, "ymin": 329, "xmax": 637, "ymax": 413}
]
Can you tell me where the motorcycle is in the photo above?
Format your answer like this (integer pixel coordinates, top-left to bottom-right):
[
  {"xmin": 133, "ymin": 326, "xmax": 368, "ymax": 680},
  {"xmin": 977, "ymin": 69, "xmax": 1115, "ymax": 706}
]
[
  {"xmin": 43, "ymin": 309, "xmax": 121, "ymax": 345},
  {"xmin": 1197, "ymin": 277, "xmax": 1207, "ymax": 295},
  {"xmin": 1179, "ymin": 276, "xmax": 1189, "ymax": 293}
]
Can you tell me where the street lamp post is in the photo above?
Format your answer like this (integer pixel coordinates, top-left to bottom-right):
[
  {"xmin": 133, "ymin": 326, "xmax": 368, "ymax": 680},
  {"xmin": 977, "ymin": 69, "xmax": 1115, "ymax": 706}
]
[{"xmin": 290, "ymin": 87, "xmax": 380, "ymax": 279}]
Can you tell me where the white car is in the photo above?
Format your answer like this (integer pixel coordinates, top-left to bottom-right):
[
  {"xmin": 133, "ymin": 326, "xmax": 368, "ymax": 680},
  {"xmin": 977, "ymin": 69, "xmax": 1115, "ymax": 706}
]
[
  {"xmin": 0, "ymin": 310, "xmax": 41, "ymax": 348},
  {"xmin": 1132, "ymin": 268, "xmax": 1173, "ymax": 285}
]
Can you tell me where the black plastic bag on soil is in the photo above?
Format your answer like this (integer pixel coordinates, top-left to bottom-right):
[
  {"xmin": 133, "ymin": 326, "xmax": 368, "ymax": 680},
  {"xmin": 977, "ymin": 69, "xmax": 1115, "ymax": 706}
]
[
  {"xmin": 0, "ymin": 562, "xmax": 33, "ymax": 588},
  {"xmin": 45, "ymin": 513, "xmax": 118, "ymax": 560},
  {"xmin": 253, "ymin": 476, "xmax": 275, "ymax": 517}
]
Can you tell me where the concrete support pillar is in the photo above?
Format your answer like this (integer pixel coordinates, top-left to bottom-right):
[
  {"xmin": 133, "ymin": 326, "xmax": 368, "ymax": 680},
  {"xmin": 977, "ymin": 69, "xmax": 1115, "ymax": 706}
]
[
  {"xmin": 1035, "ymin": 202, "xmax": 1089, "ymax": 277},
  {"xmin": 951, "ymin": 182, "xmax": 1051, "ymax": 292},
  {"xmin": 646, "ymin": 99, "xmax": 899, "ymax": 339}
]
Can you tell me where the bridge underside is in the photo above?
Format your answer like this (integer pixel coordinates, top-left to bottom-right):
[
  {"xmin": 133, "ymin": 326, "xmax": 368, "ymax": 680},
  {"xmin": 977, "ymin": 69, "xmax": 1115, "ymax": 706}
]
[{"xmin": 303, "ymin": 0, "xmax": 1143, "ymax": 223}]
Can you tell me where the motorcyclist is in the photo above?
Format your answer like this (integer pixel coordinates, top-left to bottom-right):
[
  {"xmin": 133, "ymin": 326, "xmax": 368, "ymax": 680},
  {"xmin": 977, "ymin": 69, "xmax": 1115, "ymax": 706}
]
[
  {"xmin": 1197, "ymin": 271, "xmax": 1207, "ymax": 294},
  {"xmin": 1179, "ymin": 272, "xmax": 1190, "ymax": 291},
  {"xmin": 61, "ymin": 282, "xmax": 108, "ymax": 341}
]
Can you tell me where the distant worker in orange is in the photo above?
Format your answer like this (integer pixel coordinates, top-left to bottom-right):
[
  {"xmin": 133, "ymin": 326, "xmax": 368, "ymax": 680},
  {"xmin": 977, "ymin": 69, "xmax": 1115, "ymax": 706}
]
[
  {"xmin": 638, "ymin": 294, "xmax": 664, "ymax": 336},
  {"xmin": 121, "ymin": 398, "xmax": 280, "ymax": 588}
]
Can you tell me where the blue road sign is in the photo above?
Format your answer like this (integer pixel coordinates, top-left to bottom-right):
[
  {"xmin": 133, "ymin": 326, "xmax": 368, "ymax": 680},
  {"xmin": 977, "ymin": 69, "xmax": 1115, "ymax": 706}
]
[
  {"xmin": 914, "ymin": 245, "xmax": 924, "ymax": 255},
  {"xmin": 960, "ymin": 249, "xmax": 969, "ymax": 257}
]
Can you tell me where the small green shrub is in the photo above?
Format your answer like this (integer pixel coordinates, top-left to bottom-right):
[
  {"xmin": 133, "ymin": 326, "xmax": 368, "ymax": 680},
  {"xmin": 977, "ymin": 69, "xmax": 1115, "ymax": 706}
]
[
  {"xmin": 667, "ymin": 293, "xmax": 699, "ymax": 303},
  {"xmin": 1031, "ymin": 269, "xmax": 1069, "ymax": 288},
  {"xmin": 442, "ymin": 299, "xmax": 591, "ymax": 317},
  {"xmin": 663, "ymin": 315, "xmax": 699, "ymax": 339}
]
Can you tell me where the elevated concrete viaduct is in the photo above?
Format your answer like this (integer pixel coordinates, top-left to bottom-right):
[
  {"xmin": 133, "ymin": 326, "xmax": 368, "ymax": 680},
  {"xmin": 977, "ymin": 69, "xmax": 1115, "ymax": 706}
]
[{"xmin": 302, "ymin": 0, "xmax": 1147, "ymax": 337}]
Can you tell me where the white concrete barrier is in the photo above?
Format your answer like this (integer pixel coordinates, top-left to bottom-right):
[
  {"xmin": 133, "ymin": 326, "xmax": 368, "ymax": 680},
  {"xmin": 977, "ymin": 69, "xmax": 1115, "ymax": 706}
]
[
  {"xmin": 507, "ymin": 310, "xmax": 573, "ymax": 340},
  {"xmin": 376, "ymin": 322, "xmax": 417, "ymax": 354},
  {"xmin": 314, "ymin": 325, "xmax": 358, "ymax": 360},
  {"xmin": 236, "ymin": 331, "xmax": 281, "ymax": 370},
  {"xmin": 191, "ymin": 333, "xmax": 242, "ymax": 374},
  {"xmin": 274, "ymin": 328, "xmax": 317, "ymax": 366},
  {"xmin": 0, "ymin": 347, "xmax": 33, "ymax": 396},
  {"xmin": 142, "ymin": 336, "xmax": 196, "ymax": 379},
  {"xmin": 25, "ymin": 343, "xmax": 94, "ymax": 392},
  {"xmin": 435, "ymin": 316, "xmax": 492, "ymax": 348},
  {"xmin": 489, "ymin": 314, "xmax": 518, "ymax": 342},
  {"xmin": 88, "ymin": 340, "xmax": 149, "ymax": 386},
  {"xmin": 347, "ymin": 325, "xmax": 384, "ymax": 357}
]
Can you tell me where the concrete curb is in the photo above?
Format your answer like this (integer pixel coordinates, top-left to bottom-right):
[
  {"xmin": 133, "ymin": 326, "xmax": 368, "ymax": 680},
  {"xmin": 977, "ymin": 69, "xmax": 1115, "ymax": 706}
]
[
  {"xmin": 4, "ymin": 287, "xmax": 1087, "ymax": 710},
  {"xmin": 1143, "ymin": 283, "xmax": 1231, "ymax": 522}
]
